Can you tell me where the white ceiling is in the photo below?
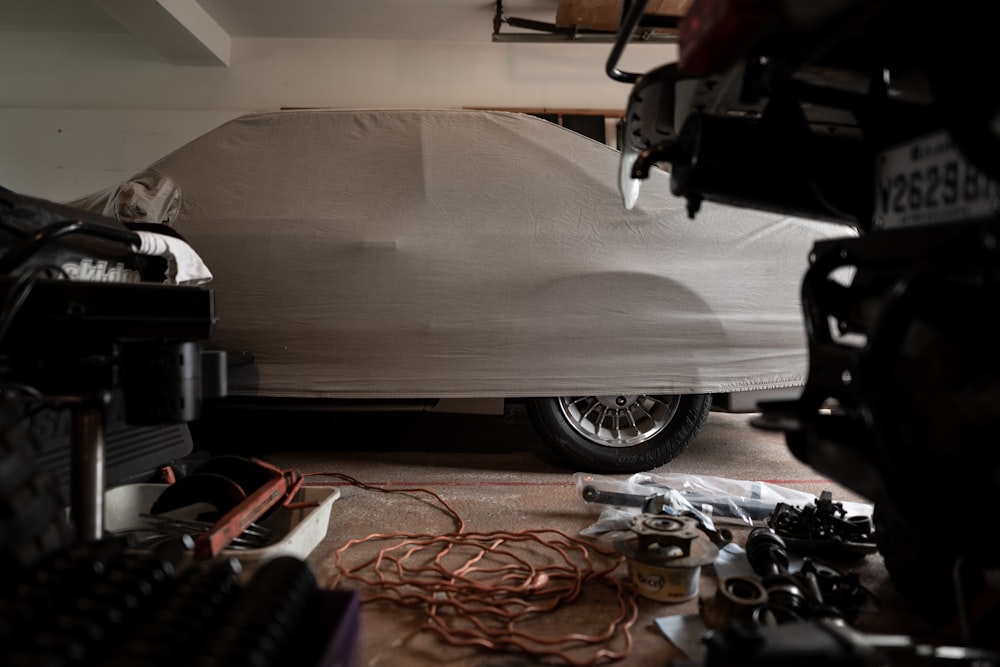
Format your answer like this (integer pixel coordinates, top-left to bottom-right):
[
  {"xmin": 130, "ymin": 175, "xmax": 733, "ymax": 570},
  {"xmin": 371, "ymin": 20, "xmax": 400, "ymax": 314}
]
[
  {"xmin": 0, "ymin": 0, "xmax": 562, "ymax": 44},
  {"xmin": 0, "ymin": 0, "xmax": 680, "ymax": 66}
]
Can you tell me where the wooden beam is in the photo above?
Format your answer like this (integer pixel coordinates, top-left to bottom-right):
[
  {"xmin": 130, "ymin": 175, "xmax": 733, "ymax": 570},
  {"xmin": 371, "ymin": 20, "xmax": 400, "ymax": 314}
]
[
  {"xmin": 93, "ymin": 0, "xmax": 230, "ymax": 66},
  {"xmin": 464, "ymin": 107, "xmax": 625, "ymax": 118}
]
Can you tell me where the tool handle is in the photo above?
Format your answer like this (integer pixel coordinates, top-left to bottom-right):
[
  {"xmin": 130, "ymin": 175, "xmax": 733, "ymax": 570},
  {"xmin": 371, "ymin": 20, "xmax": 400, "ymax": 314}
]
[{"xmin": 581, "ymin": 484, "xmax": 647, "ymax": 507}]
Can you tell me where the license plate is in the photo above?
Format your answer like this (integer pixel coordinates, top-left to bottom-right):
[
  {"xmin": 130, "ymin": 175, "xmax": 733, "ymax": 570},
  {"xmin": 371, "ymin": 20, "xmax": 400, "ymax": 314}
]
[{"xmin": 875, "ymin": 131, "xmax": 998, "ymax": 228}]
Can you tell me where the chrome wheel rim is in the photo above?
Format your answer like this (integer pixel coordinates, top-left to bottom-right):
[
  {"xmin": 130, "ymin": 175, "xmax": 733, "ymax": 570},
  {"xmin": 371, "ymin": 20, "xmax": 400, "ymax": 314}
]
[{"xmin": 557, "ymin": 395, "xmax": 680, "ymax": 448}]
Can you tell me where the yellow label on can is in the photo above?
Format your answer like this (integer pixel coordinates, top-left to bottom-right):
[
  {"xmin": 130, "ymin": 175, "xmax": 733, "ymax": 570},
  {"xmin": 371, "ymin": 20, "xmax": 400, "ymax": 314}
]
[{"xmin": 628, "ymin": 560, "xmax": 701, "ymax": 602}]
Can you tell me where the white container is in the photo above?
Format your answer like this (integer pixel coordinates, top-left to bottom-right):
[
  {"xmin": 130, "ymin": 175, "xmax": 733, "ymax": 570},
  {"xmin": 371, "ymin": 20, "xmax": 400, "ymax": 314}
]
[{"xmin": 103, "ymin": 482, "xmax": 339, "ymax": 565}]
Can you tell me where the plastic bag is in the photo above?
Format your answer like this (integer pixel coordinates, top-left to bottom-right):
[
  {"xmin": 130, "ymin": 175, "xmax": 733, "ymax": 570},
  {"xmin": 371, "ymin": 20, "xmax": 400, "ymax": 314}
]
[{"xmin": 574, "ymin": 470, "xmax": 873, "ymax": 540}]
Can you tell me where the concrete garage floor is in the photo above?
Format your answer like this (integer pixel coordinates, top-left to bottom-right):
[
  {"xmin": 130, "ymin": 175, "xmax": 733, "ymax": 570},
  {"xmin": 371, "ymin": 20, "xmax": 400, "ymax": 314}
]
[{"xmin": 190, "ymin": 405, "xmax": 937, "ymax": 667}]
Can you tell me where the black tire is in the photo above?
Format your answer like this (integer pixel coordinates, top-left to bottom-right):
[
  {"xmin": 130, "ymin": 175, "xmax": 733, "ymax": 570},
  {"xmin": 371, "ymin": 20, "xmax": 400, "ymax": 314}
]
[
  {"xmin": 0, "ymin": 401, "xmax": 74, "ymax": 585},
  {"xmin": 526, "ymin": 394, "xmax": 711, "ymax": 473}
]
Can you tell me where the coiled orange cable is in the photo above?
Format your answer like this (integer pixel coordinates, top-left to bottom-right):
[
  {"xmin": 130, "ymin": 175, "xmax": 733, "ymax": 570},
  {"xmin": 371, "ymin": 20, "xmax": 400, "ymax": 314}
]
[{"xmin": 309, "ymin": 472, "xmax": 638, "ymax": 666}]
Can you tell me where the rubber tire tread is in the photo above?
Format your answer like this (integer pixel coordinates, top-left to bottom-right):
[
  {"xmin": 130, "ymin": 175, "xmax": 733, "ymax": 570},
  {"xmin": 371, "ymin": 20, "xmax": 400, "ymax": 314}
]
[
  {"xmin": 526, "ymin": 394, "xmax": 711, "ymax": 474},
  {"xmin": 0, "ymin": 401, "xmax": 74, "ymax": 582}
]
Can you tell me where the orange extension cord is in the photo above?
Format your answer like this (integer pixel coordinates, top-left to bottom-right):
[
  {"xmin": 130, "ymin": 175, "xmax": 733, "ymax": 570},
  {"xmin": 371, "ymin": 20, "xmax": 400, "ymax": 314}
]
[{"xmin": 307, "ymin": 472, "xmax": 639, "ymax": 666}]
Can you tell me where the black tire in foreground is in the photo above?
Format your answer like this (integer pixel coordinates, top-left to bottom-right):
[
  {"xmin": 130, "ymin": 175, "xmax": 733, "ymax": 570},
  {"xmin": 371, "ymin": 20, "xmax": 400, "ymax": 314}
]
[
  {"xmin": 526, "ymin": 393, "xmax": 711, "ymax": 474},
  {"xmin": 0, "ymin": 401, "xmax": 75, "ymax": 585}
]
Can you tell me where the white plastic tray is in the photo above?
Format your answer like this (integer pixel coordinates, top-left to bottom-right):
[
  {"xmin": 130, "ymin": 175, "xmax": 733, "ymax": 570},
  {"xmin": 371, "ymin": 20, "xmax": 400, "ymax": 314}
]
[{"xmin": 103, "ymin": 482, "xmax": 339, "ymax": 565}]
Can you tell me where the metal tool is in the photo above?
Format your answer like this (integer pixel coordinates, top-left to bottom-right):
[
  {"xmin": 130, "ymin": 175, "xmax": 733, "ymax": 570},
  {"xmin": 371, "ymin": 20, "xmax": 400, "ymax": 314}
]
[
  {"xmin": 581, "ymin": 483, "xmax": 776, "ymax": 521},
  {"xmin": 581, "ymin": 483, "xmax": 734, "ymax": 547},
  {"xmin": 150, "ymin": 456, "xmax": 305, "ymax": 560}
]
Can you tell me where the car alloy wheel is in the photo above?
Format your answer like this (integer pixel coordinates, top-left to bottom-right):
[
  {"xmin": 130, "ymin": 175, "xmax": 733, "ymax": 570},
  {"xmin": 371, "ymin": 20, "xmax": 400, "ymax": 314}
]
[
  {"xmin": 525, "ymin": 393, "xmax": 711, "ymax": 473},
  {"xmin": 557, "ymin": 394, "xmax": 680, "ymax": 448}
]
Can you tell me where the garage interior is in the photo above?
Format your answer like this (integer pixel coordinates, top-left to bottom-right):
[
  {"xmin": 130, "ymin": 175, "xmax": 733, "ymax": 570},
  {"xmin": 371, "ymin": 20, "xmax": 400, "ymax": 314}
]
[{"xmin": 2, "ymin": 1, "xmax": 999, "ymax": 666}]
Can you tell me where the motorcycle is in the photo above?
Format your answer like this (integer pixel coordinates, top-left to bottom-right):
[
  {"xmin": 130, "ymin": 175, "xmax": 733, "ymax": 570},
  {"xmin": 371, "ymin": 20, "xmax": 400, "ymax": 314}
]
[{"xmin": 607, "ymin": 0, "xmax": 1000, "ymax": 649}]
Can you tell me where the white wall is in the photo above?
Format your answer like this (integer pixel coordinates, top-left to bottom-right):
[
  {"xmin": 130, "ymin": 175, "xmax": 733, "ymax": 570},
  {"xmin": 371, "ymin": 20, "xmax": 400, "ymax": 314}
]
[{"xmin": 0, "ymin": 32, "xmax": 676, "ymax": 202}]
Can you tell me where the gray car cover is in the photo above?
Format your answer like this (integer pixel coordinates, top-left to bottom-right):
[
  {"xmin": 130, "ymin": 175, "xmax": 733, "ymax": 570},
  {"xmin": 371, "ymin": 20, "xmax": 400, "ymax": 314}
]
[{"xmin": 68, "ymin": 108, "xmax": 854, "ymax": 400}]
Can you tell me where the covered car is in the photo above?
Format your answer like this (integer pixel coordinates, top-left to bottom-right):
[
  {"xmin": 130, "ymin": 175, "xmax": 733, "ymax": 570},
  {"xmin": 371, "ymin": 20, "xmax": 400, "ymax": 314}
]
[{"xmin": 69, "ymin": 108, "xmax": 851, "ymax": 472}]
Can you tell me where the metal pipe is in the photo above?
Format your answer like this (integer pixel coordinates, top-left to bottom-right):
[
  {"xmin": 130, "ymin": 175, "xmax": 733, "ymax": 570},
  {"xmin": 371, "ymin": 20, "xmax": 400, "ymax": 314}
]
[
  {"xmin": 71, "ymin": 393, "xmax": 110, "ymax": 543},
  {"xmin": 492, "ymin": 32, "xmax": 677, "ymax": 44},
  {"xmin": 606, "ymin": 0, "xmax": 652, "ymax": 82}
]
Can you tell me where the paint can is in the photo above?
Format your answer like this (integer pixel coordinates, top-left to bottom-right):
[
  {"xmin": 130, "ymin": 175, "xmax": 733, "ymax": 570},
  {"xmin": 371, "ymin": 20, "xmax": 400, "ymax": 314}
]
[{"xmin": 614, "ymin": 514, "xmax": 719, "ymax": 602}]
